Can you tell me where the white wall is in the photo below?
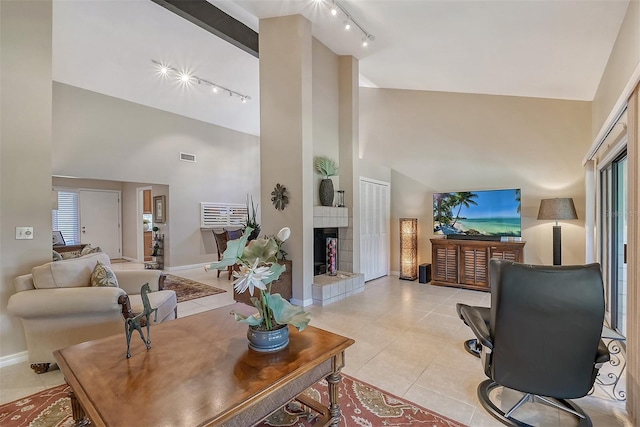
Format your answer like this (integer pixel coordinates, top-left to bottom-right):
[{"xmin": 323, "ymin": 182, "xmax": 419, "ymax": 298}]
[
  {"xmin": 592, "ymin": 0, "xmax": 640, "ymax": 139},
  {"xmin": 52, "ymin": 82, "xmax": 260, "ymax": 268},
  {"xmin": 360, "ymin": 87, "xmax": 592, "ymax": 266}
]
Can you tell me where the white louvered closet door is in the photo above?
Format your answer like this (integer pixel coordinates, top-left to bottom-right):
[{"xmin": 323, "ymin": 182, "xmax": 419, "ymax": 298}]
[{"xmin": 360, "ymin": 178, "xmax": 390, "ymax": 281}]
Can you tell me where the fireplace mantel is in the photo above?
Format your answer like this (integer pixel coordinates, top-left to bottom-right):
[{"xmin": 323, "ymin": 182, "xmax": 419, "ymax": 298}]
[{"xmin": 313, "ymin": 206, "xmax": 348, "ymax": 228}]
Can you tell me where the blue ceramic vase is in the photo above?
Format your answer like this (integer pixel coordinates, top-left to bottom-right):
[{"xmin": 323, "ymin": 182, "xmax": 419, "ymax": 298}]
[{"xmin": 247, "ymin": 324, "xmax": 289, "ymax": 352}]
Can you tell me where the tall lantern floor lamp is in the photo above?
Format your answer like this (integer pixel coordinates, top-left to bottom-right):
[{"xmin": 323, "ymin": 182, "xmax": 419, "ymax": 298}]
[
  {"xmin": 400, "ymin": 218, "xmax": 418, "ymax": 280},
  {"xmin": 537, "ymin": 198, "xmax": 578, "ymax": 265}
]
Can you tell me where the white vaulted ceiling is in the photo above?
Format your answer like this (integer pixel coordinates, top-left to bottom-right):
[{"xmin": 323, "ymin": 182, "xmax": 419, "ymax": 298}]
[{"xmin": 53, "ymin": 0, "xmax": 630, "ymax": 136}]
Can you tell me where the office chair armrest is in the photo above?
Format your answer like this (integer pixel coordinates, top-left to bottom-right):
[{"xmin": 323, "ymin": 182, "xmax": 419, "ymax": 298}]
[
  {"xmin": 595, "ymin": 339, "xmax": 610, "ymax": 367},
  {"xmin": 459, "ymin": 305, "xmax": 493, "ymax": 350}
]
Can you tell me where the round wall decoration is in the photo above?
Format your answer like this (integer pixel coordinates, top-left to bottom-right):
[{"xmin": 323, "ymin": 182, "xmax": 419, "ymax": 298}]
[{"xmin": 271, "ymin": 183, "xmax": 289, "ymax": 211}]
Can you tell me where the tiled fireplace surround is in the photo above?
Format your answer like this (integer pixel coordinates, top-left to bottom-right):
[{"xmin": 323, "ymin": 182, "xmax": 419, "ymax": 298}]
[{"xmin": 312, "ymin": 206, "xmax": 365, "ymax": 306}]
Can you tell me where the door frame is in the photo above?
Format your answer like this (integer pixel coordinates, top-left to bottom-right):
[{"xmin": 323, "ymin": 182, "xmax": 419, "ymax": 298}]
[
  {"xmin": 137, "ymin": 186, "xmax": 153, "ymax": 262},
  {"xmin": 78, "ymin": 189, "xmax": 122, "ymax": 258},
  {"xmin": 359, "ymin": 176, "xmax": 391, "ymax": 282}
]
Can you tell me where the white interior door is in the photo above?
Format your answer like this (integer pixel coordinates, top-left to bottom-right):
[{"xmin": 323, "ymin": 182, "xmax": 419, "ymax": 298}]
[
  {"xmin": 360, "ymin": 178, "xmax": 390, "ymax": 281},
  {"xmin": 79, "ymin": 190, "xmax": 121, "ymax": 258}
]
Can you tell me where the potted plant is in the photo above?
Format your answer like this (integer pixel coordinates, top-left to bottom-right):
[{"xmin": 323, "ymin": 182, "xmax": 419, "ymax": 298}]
[
  {"xmin": 143, "ymin": 219, "xmax": 150, "ymax": 231},
  {"xmin": 244, "ymin": 195, "xmax": 261, "ymax": 240},
  {"xmin": 205, "ymin": 227, "xmax": 310, "ymax": 352},
  {"xmin": 314, "ymin": 156, "xmax": 339, "ymax": 206}
]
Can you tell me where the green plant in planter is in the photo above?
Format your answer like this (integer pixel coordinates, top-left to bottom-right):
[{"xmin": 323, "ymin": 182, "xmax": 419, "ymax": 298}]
[
  {"xmin": 314, "ymin": 157, "xmax": 339, "ymax": 206},
  {"xmin": 314, "ymin": 156, "xmax": 339, "ymax": 179},
  {"xmin": 244, "ymin": 195, "xmax": 260, "ymax": 240}
]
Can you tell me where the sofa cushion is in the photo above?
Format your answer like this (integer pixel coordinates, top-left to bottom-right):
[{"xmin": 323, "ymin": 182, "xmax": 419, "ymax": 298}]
[
  {"xmin": 32, "ymin": 252, "xmax": 111, "ymax": 289},
  {"xmin": 128, "ymin": 290, "xmax": 177, "ymax": 324},
  {"xmin": 91, "ymin": 261, "xmax": 119, "ymax": 287}
]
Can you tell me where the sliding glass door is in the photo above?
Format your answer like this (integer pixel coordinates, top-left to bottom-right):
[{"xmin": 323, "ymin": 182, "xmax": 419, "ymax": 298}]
[{"xmin": 600, "ymin": 151, "xmax": 628, "ymax": 337}]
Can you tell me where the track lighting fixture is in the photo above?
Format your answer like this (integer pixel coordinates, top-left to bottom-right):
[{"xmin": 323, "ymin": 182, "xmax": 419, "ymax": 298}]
[
  {"xmin": 324, "ymin": 0, "xmax": 374, "ymax": 47},
  {"xmin": 152, "ymin": 60, "xmax": 251, "ymax": 103}
]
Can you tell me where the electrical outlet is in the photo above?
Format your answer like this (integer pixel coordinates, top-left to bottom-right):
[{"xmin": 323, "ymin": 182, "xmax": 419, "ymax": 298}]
[{"xmin": 16, "ymin": 226, "xmax": 34, "ymax": 240}]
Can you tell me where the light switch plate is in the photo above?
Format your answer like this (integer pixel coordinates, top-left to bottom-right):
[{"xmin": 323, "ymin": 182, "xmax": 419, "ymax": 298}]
[{"xmin": 16, "ymin": 226, "xmax": 34, "ymax": 240}]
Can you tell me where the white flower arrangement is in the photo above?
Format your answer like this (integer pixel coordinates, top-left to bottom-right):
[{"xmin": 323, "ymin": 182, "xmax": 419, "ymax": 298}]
[{"xmin": 206, "ymin": 227, "xmax": 309, "ymax": 331}]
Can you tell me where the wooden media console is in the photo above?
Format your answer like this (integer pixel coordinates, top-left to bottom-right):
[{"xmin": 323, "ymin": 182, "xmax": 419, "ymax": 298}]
[{"xmin": 430, "ymin": 238, "xmax": 526, "ymax": 291}]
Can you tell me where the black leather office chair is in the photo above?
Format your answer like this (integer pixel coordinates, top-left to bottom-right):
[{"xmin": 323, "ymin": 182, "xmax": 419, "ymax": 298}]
[{"xmin": 458, "ymin": 259, "xmax": 610, "ymax": 427}]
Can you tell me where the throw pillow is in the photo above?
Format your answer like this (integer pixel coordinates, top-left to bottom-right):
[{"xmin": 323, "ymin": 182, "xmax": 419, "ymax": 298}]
[
  {"xmin": 60, "ymin": 250, "xmax": 82, "ymax": 260},
  {"xmin": 91, "ymin": 261, "xmax": 119, "ymax": 287},
  {"xmin": 81, "ymin": 244, "xmax": 102, "ymax": 256},
  {"xmin": 52, "ymin": 250, "xmax": 63, "ymax": 261}
]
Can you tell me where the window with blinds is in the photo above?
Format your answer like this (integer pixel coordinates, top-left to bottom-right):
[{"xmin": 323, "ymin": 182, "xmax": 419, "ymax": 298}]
[
  {"xmin": 53, "ymin": 190, "xmax": 79, "ymax": 245},
  {"xmin": 200, "ymin": 203, "xmax": 248, "ymax": 228}
]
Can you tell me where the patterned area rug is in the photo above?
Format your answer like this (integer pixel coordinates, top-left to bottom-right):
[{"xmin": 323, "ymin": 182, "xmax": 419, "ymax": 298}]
[
  {"xmin": 163, "ymin": 274, "xmax": 226, "ymax": 303},
  {"xmin": 0, "ymin": 376, "xmax": 466, "ymax": 427},
  {"xmin": 258, "ymin": 375, "xmax": 466, "ymax": 426},
  {"xmin": 0, "ymin": 385, "xmax": 72, "ymax": 427}
]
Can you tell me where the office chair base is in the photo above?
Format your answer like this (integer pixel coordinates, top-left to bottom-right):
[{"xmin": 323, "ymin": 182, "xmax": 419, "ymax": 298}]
[
  {"xmin": 463, "ymin": 339, "xmax": 481, "ymax": 358},
  {"xmin": 477, "ymin": 380, "xmax": 592, "ymax": 427}
]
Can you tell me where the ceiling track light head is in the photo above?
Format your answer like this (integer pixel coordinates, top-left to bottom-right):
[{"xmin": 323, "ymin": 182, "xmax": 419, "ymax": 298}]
[
  {"xmin": 330, "ymin": 1, "xmax": 375, "ymax": 48},
  {"xmin": 152, "ymin": 59, "xmax": 250, "ymax": 103}
]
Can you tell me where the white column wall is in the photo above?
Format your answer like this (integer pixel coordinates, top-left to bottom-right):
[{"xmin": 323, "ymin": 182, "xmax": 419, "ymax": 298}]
[{"xmin": 0, "ymin": 0, "xmax": 54, "ymax": 359}]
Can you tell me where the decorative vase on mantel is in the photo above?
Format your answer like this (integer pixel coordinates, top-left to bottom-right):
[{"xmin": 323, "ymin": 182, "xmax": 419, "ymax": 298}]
[
  {"xmin": 319, "ymin": 178, "xmax": 334, "ymax": 207},
  {"xmin": 247, "ymin": 324, "xmax": 290, "ymax": 352}
]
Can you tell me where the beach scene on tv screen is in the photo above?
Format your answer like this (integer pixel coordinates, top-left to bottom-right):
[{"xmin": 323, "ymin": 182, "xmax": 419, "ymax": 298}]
[{"xmin": 433, "ymin": 189, "xmax": 521, "ymax": 237}]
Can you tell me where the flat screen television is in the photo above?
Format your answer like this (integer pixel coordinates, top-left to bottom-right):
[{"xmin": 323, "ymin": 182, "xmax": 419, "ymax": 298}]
[{"xmin": 433, "ymin": 188, "xmax": 521, "ymax": 239}]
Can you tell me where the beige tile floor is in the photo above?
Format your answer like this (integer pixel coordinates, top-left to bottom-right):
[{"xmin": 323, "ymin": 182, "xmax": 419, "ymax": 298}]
[{"xmin": 0, "ymin": 264, "xmax": 631, "ymax": 426}]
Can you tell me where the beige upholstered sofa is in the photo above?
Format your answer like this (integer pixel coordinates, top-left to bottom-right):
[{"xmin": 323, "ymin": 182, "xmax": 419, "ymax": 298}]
[{"xmin": 8, "ymin": 252, "xmax": 177, "ymax": 373}]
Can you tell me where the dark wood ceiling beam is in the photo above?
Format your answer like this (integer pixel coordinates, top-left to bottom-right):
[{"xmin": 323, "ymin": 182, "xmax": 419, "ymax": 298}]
[{"xmin": 151, "ymin": 0, "xmax": 259, "ymax": 58}]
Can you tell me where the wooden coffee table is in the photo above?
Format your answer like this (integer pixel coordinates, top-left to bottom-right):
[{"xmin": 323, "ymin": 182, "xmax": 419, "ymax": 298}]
[{"xmin": 54, "ymin": 304, "xmax": 354, "ymax": 426}]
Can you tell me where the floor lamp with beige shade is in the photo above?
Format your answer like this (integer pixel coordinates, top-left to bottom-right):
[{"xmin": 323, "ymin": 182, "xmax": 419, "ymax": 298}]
[{"xmin": 537, "ymin": 198, "xmax": 578, "ymax": 265}]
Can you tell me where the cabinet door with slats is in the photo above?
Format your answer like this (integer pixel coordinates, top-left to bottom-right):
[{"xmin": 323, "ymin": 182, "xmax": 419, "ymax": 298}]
[
  {"xmin": 433, "ymin": 244, "xmax": 458, "ymax": 283},
  {"xmin": 460, "ymin": 246, "xmax": 488, "ymax": 288},
  {"xmin": 490, "ymin": 246, "xmax": 522, "ymax": 263}
]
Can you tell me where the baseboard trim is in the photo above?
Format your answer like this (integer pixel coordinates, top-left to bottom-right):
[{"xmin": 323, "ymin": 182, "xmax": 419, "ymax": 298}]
[
  {"xmin": 0, "ymin": 351, "xmax": 28, "ymax": 368},
  {"xmin": 165, "ymin": 262, "xmax": 210, "ymax": 272},
  {"xmin": 291, "ymin": 298, "xmax": 314, "ymax": 307}
]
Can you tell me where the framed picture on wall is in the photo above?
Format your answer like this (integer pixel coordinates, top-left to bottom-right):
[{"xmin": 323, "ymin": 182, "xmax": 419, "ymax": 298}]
[{"xmin": 153, "ymin": 195, "xmax": 166, "ymax": 224}]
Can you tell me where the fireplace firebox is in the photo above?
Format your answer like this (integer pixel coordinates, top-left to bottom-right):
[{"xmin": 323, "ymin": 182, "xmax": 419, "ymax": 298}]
[{"xmin": 314, "ymin": 228, "xmax": 338, "ymax": 276}]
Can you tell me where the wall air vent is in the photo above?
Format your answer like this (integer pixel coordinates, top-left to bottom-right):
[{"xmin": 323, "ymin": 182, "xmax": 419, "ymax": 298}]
[{"xmin": 180, "ymin": 152, "xmax": 196, "ymax": 162}]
